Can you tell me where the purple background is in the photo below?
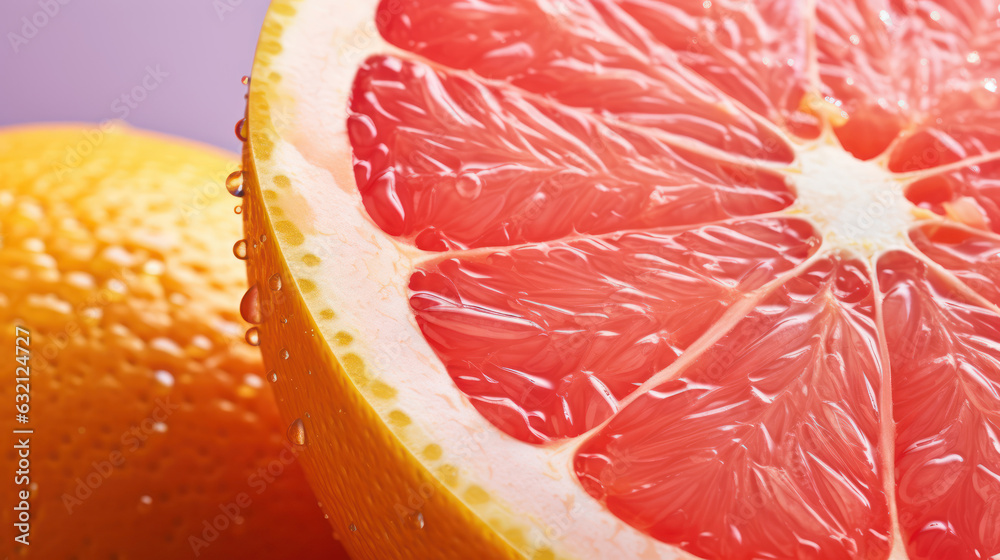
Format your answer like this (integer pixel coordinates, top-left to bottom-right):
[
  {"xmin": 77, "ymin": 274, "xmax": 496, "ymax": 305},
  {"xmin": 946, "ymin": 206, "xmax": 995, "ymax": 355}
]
[{"xmin": 0, "ymin": 0, "xmax": 272, "ymax": 153}]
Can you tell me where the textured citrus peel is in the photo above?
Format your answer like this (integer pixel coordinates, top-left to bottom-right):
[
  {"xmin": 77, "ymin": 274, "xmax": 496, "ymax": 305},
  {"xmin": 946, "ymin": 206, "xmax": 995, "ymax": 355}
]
[
  {"xmin": 241, "ymin": 2, "xmax": 561, "ymax": 559},
  {"xmin": 0, "ymin": 124, "xmax": 343, "ymax": 560}
]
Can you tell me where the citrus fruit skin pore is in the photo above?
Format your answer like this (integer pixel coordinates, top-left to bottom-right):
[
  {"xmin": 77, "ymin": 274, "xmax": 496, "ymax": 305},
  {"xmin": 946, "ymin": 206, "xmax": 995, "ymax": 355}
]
[{"xmin": 0, "ymin": 125, "xmax": 346, "ymax": 560}]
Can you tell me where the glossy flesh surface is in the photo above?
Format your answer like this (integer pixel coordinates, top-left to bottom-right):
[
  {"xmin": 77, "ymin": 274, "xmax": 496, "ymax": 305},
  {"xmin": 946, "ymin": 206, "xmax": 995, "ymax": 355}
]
[{"xmin": 347, "ymin": 0, "xmax": 1000, "ymax": 557}]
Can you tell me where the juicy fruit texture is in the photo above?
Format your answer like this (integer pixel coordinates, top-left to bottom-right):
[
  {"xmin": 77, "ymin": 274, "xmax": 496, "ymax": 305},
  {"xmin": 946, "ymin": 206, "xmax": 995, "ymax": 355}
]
[
  {"xmin": 881, "ymin": 252, "xmax": 1000, "ymax": 559},
  {"xmin": 343, "ymin": 0, "xmax": 1000, "ymax": 558},
  {"xmin": 0, "ymin": 126, "xmax": 345, "ymax": 560},
  {"xmin": 410, "ymin": 218, "xmax": 819, "ymax": 441},
  {"xmin": 350, "ymin": 56, "xmax": 796, "ymax": 251},
  {"xmin": 576, "ymin": 256, "xmax": 890, "ymax": 559}
]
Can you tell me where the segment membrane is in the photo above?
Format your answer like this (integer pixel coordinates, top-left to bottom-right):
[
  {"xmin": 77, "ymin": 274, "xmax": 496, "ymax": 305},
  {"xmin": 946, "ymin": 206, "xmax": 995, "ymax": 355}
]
[
  {"xmin": 909, "ymin": 224, "xmax": 1000, "ymax": 303},
  {"xmin": 409, "ymin": 218, "xmax": 819, "ymax": 442},
  {"xmin": 574, "ymin": 256, "xmax": 891, "ymax": 560},
  {"xmin": 905, "ymin": 159, "xmax": 1000, "ymax": 234}
]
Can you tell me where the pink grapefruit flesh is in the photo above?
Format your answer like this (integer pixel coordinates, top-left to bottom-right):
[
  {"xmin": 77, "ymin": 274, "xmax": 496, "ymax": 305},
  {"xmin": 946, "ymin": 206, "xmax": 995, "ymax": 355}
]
[{"xmin": 337, "ymin": 0, "xmax": 1000, "ymax": 557}]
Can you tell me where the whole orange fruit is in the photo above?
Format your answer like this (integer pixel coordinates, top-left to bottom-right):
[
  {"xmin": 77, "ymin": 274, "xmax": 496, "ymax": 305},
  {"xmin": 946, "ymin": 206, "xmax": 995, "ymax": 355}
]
[{"xmin": 0, "ymin": 124, "xmax": 349, "ymax": 560}]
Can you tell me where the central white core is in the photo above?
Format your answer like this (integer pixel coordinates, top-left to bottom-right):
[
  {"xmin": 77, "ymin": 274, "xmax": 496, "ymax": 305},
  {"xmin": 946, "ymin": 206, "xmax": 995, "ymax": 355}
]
[{"xmin": 790, "ymin": 144, "xmax": 917, "ymax": 257}]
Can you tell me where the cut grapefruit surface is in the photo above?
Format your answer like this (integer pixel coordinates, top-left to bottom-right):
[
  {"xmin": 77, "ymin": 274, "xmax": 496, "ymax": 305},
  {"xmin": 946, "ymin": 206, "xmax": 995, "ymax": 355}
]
[{"xmin": 242, "ymin": 0, "xmax": 1000, "ymax": 558}]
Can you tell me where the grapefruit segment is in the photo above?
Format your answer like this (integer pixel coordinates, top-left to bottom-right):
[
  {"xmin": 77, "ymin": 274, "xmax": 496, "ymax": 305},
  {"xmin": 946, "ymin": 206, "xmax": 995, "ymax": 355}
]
[
  {"xmin": 885, "ymin": 0, "xmax": 1000, "ymax": 171},
  {"xmin": 879, "ymin": 251, "xmax": 1000, "ymax": 560},
  {"xmin": 606, "ymin": 0, "xmax": 821, "ymax": 139},
  {"xmin": 814, "ymin": 0, "xmax": 913, "ymax": 160},
  {"xmin": 351, "ymin": 55, "xmax": 796, "ymax": 250},
  {"xmin": 409, "ymin": 218, "xmax": 820, "ymax": 441},
  {"xmin": 374, "ymin": 0, "xmax": 796, "ymax": 161},
  {"xmin": 573, "ymin": 255, "xmax": 891, "ymax": 560},
  {"xmin": 815, "ymin": 0, "xmax": 1000, "ymax": 167},
  {"xmin": 909, "ymin": 224, "xmax": 1000, "ymax": 303},
  {"xmin": 905, "ymin": 159, "xmax": 1000, "ymax": 234}
]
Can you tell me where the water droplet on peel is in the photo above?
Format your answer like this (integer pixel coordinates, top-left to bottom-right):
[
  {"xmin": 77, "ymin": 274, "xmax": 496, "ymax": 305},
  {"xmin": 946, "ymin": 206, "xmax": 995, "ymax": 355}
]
[
  {"xmin": 259, "ymin": 234, "xmax": 267, "ymax": 243},
  {"xmin": 235, "ymin": 205, "xmax": 243, "ymax": 215},
  {"xmin": 240, "ymin": 285, "xmax": 262, "ymax": 324},
  {"xmin": 241, "ymin": 75, "xmax": 250, "ymax": 85},
  {"xmin": 279, "ymin": 348, "xmax": 290, "ymax": 360},
  {"xmin": 233, "ymin": 239, "xmax": 248, "ymax": 260},
  {"xmin": 235, "ymin": 118, "xmax": 248, "ymax": 142},
  {"xmin": 304, "ymin": 412, "xmax": 311, "ymax": 418},
  {"xmin": 287, "ymin": 418, "xmax": 307, "ymax": 446},
  {"xmin": 226, "ymin": 170, "xmax": 245, "ymax": 197},
  {"xmin": 267, "ymin": 370, "xmax": 278, "ymax": 383},
  {"xmin": 455, "ymin": 173, "xmax": 483, "ymax": 199},
  {"xmin": 349, "ymin": 524, "xmax": 357, "ymax": 532},
  {"xmin": 405, "ymin": 511, "xmax": 425, "ymax": 530},
  {"xmin": 245, "ymin": 327, "xmax": 260, "ymax": 346},
  {"xmin": 268, "ymin": 273, "xmax": 282, "ymax": 291}
]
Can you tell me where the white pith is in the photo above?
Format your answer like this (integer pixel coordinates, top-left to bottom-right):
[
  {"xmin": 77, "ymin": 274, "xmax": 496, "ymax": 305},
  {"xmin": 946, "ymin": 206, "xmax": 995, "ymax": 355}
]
[
  {"xmin": 789, "ymin": 141, "xmax": 918, "ymax": 257},
  {"xmin": 246, "ymin": 2, "xmax": 976, "ymax": 559}
]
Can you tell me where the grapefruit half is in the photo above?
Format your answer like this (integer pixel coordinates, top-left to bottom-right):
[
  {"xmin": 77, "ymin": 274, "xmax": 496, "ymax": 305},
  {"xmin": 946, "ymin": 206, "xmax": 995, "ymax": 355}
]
[{"xmin": 239, "ymin": 0, "xmax": 1000, "ymax": 558}]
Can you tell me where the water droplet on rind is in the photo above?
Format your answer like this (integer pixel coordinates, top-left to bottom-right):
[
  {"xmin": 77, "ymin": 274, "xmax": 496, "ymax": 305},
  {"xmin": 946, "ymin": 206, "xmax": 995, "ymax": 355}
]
[
  {"xmin": 287, "ymin": 418, "xmax": 307, "ymax": 446},
  {"xmin": 267, "ymin": 371, "xmax": 278, "ymax": 383},
  {"xmin": 279, "ymin": 348, "xmax": 290, "ymax": 360},
  {"xmin": 235, "ymin": 118, "xmax": 248, "ymax": 142},
  {"xmin": 245, "ymin": 327, "xmax": 260, "ymax": 346},
  {"xmin": 233, "ymin": 239, "xmax": 248, "ymax": 260},
  {"xmin": 268, "ymin": 273, "xmax": 282, "ymax": 291},
  {"xmin": 405, "ymin": 511, "xmax": 425, "ymax": 530},
  {"xmin": 226, "ymin": 170, "xmax": 244, "ymax": 197},
  {"xmin": 240, "ymin": 285, "xmax": 262, "ymax": 324}
]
